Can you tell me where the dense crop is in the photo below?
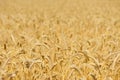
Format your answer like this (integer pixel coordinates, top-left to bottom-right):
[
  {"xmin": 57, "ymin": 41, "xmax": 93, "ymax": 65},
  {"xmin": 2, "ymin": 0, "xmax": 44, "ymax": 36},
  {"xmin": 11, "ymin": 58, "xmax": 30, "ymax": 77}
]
[{"xmin": 0, "ymin": 0, "xmax": 120, "ymax": 80}]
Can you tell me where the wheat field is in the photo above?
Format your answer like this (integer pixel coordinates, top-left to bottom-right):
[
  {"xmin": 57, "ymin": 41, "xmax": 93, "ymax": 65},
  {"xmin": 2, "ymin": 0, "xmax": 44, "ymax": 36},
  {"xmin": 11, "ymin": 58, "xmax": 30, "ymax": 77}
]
[{"xmin": 0, "ymin": 0, "xmax": 120, "ymax": 80}]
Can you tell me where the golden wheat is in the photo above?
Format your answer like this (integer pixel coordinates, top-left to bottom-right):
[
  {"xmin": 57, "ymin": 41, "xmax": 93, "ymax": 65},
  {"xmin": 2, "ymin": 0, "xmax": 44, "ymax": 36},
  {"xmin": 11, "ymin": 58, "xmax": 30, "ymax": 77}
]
[{"xmin": 0, "ymin": 0, "xmax": 120, "ymax": 80}]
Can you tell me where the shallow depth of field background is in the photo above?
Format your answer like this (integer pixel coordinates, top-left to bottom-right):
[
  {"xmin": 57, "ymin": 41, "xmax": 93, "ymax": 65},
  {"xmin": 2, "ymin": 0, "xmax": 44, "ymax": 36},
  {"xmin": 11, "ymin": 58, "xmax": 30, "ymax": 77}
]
[{"xmin": 0, "ymin": 0, "xmax": 120, "ymax": 80}]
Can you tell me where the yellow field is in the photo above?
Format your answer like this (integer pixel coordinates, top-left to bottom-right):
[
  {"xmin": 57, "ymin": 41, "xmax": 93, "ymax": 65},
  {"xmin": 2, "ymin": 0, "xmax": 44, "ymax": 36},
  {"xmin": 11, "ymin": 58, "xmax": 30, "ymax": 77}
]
[{"xmin": 0, "ymin": 0, "xmax": 120, "ymax": 80}]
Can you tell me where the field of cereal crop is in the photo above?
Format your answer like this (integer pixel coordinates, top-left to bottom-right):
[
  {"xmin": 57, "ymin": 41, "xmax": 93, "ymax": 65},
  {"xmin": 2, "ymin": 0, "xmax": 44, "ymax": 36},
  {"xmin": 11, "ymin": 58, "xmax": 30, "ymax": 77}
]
[{"xmin": 0, "ymin": 0, "xmax": 120, "ymax": 80}]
